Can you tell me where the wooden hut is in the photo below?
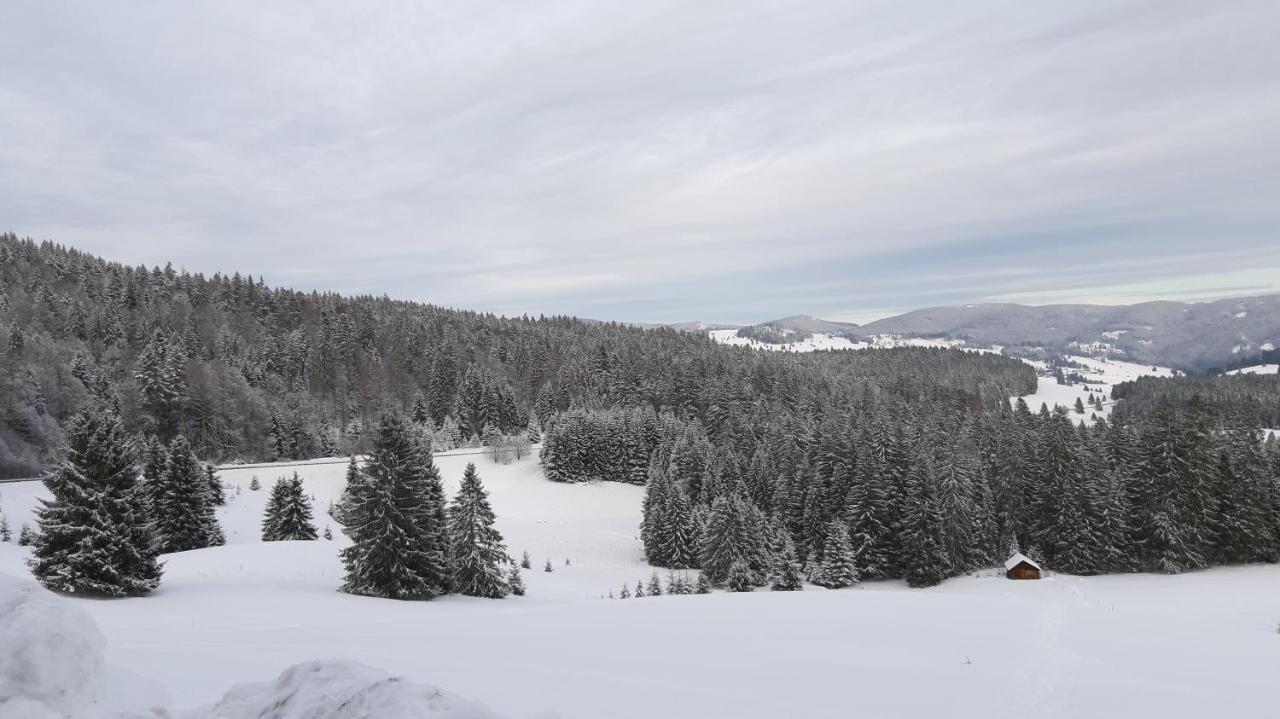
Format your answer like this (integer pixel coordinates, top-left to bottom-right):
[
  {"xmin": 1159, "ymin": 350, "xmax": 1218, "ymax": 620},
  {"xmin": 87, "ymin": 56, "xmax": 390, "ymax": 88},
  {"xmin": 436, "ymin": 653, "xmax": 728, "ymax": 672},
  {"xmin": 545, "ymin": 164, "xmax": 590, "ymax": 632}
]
[{"xmin": 1004, "ymin": 553, "xmax": 1041, "ymax": 580}]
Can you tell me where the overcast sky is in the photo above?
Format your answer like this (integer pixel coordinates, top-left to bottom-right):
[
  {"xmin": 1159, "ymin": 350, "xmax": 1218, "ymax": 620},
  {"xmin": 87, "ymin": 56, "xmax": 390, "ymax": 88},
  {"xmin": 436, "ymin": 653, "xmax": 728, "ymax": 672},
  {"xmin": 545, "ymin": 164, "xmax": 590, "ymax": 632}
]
[{"xmin": 2, "ymin": 1, "xmax": 1278, "ymax": 324}]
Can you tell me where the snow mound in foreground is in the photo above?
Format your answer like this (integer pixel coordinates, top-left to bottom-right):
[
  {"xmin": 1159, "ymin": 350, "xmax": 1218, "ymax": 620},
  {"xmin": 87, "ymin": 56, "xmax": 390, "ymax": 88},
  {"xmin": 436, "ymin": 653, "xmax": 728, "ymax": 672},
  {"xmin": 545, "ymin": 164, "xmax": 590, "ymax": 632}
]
[
  {"xmin": 0, "ymin": 573, "xmax": 106, "ymax": 718},
  {"xmin": 193, "ymin": 659, "xmax": 523, "ymax": 719}
]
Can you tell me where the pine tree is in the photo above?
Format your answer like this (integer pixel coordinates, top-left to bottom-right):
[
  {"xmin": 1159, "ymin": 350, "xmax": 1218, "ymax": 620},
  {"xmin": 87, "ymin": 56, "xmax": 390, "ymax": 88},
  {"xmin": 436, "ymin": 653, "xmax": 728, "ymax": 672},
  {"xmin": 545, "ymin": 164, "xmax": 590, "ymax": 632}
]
[
  {"xmin": 725, "ymin": 560, "xmax": 754, "ymax": 592},
  {"xmin": 694, "ymin": 572, "xmax": 711, "ymax": 593},
  {"xmin": 262, "ymin": 474, "xmax": 318, "ymax": 541},
  {"xmin": 544, "ymin": 558, "xmax": 554, "ymax": 573},
  {"xmin": 152, "ymin": 436, "xmax": 224, "ymax": 553},
  {"xmin": 809, "ymin": 521, "xmax": 859, "ymax": 588},
  {"xmin": 323, "ymin": 525, "xmax": 333, "ymax": 540},
  {"xmin": 27, "ymin": 404, "xmax": 162, "ymax": 596},
  {"xmin": 205, "ymin": 464, "xmax": 225, "ymax": 506},
  {"xmin": 647, "ymin": 571, "xmax": 663, "ymax": 596},
  {"xmin": 521, "ymin": 550, "xmax": 531, "ymax": 569},
  {"xmin": 770, "ymin": 531, "xmax": 804, "ymax": 591},
  {"xmin": 900, "ymin": 458, "xmax": 949, "ymax": 588},
  {"xmin": 449, "ymin": 463, "xmax": 510, "ymax": 598},
  {"xmin": 249, "ymin": 476, "xmax": 261, "ymax": 491},
  {"xmin": 634, "ymin": 580, "xmax": 645, "ymax": 598},
  {"xmin": 0, "ymin": 515, "xmax": 10, "ymax": 542},
  {"xmin": 340, "ymin": 413, "xmax": 451, "ymax": 600},
  {"xmin": 619, "ymin": 583, "xmax": 631, "ymax": 599},
  {"xmin": 507, "ymin": 564, "xmax": 525, "ymax": 596},
  {"xmin": 18, "ymin": 524, "xmax": 35, "ymax": 546}
]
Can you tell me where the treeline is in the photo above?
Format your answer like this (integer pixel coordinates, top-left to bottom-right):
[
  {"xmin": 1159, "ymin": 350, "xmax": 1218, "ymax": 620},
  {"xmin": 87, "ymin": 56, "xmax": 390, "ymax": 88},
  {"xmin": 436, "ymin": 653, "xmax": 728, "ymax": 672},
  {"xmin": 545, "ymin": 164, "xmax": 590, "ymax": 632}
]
[
  {"xmin": 544, "ymin": 397, "xmax": 1280, "ymax": 587},
  {"xmin": 1112, "ymin": 373, "xmax": 1280, "ymax": 428},
  {"xmin": 0, "ymin": 234, "xmax": 1034, "ymax": 477}
]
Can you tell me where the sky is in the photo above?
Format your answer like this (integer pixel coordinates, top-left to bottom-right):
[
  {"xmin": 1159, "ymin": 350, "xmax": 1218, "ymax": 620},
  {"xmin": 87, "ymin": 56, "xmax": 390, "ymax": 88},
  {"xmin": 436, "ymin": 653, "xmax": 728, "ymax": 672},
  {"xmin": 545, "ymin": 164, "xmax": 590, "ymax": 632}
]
[{"xmin": 2, "ymin": 1, "xmax": 1278, "ymax": 325}]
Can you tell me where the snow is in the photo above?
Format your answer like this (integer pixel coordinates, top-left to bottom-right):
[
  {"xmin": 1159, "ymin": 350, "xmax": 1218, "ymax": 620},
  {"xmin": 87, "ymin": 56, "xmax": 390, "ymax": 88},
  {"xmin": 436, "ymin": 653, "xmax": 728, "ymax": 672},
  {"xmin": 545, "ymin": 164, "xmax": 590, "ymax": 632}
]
[
  {"xmin": 708, "ymin": 329, "xmax": 987, "ymax": 354},
  {"xmin": 1262, "ymin": 342, "xmax": 1275, "ymax": 351},
  {"xmin": 708, "ymin": 329, "xmax": 866, "ymax": 352},
  {"xmin": 1003, "ymin": 553, "xmax": 1040, "ymax": 571},
  {"xmin": 1016, "ymin": 356, "xmax": 1174, "ymax": 423},
  {"xmin": 0, "ymin": 573, "xmax": 168, "ymax": 718},
  {"xmin": 3, "ymin": 443, "xmax": 1279, "ymax": 718},
  {"xmin": 1225, "ymin": 364, "xmax": 1280, "ymax": 376},
  {"xmin": 193, "ymin": 659, "xmax": 510, "ymax": 719},
  {"xmin": 1234, "ymin": 311, "xmax": 1248, "ymax": 318}
]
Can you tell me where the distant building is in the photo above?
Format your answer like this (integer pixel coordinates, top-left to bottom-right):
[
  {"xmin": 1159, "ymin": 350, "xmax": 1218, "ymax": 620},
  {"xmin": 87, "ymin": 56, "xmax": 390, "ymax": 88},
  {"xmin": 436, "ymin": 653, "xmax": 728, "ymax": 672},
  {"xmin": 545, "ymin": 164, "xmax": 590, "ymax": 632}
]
[{"xmin": 1004, "ymin": 553, "xmax": 1041, "ymax": 580}]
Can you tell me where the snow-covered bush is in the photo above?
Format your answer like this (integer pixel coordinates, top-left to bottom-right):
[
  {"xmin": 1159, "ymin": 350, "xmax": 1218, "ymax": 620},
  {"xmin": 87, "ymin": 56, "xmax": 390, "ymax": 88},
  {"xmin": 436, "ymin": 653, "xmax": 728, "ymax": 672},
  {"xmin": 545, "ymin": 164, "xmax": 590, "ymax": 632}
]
[{"xmin": 192, "ymin": 659, "xmax": 512, "ymax": 719}]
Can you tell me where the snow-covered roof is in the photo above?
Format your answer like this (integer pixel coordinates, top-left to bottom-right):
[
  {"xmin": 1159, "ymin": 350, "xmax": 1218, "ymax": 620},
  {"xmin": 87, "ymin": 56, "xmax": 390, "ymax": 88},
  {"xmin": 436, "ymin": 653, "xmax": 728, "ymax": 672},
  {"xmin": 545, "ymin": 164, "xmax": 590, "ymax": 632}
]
[{"xmin": 1004, "ymin": 553, "xmax": 1041, "ymax": 571}]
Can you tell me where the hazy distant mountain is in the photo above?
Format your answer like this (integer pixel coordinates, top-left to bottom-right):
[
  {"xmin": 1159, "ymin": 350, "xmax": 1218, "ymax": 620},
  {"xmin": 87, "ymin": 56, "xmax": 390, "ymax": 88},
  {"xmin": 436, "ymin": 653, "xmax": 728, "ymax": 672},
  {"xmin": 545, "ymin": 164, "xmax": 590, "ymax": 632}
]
[
  {"xmin": 733, "ymin": 315, "xmax": 860, "ymax": 344},
  {"xmin": 727, "ymin": 295, "xmax": 1280, "ymax": 371}
]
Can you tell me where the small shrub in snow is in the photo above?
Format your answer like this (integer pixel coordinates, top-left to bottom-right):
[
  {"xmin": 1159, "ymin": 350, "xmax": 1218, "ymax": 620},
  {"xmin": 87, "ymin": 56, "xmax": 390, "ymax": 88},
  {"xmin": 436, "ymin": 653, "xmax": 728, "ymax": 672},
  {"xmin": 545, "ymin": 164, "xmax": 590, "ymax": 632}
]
[{"xmin": 543, "ymin": 558, "xmax": 553, "ymax": 573}]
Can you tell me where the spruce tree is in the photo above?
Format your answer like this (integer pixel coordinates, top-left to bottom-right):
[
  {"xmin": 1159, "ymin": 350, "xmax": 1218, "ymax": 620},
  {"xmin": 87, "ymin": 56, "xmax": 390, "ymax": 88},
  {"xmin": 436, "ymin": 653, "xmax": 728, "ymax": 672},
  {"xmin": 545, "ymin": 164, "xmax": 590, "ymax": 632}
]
[
  {"xmin": 770, "ymin": 532, "xmax": 804, "ymax": 591},
  {"xmin": 0, "ymin": 515, "xmax": 10, "ymax": 542},
  {"xmin": 809, "ymin": 521, "xmax": 859, "ymax": 588},
  {"xmin": 544, "ymin": 558, "xmax": 554, "ymax": 572},
  {"xmin": 507, "ymin": 564, "xmax": 526, "ymax": 596},
  {"xmin": 647, "ymin": 571, "xmax": 663, "ymax": 596},
  {"xmin": 18, "ymin": 524, "xmax": 35, "ymax": 546},
  {"xmin": 340, "ymin": 413, "xmax": 451, "ymax": 600},
  {"xmin": 205, "ymin": 464, "xmax": 225, "ymax": 506},
  {"xmin": 634, "ymin": 580, "xmax": 645, "ymax": 598},
  {"xmin": 900, "ymin": 458, "xmax": 949, "ymax": 588},
  {"xmin": 521, "ymin": 550, "xmax": 531, "ymax": 569},
  {"xmin": 28, "ymin": 404, "xmax": 162, "ymax": 596},
  {"xmin": 263, "ymin": 474, "xmax": 318, "ymax": 541},
  {"xmin": 448, "ymin": 463, "xmax": 510, "ymax": 598},
  {"xmin": 152, "ymin": 436, "xmax": 224, "ymax": 553}
]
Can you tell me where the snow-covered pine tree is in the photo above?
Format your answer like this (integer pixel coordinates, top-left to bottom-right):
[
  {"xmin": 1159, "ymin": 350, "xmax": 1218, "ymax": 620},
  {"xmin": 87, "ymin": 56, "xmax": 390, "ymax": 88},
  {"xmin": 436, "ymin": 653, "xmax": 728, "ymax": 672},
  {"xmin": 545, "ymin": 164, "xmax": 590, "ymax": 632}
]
[
  {"xmin": 323, "ymin": 525, "xmax": 333, "ymax": 540},
  {"xmin": 634, "ymin": 581, "xmax": 645, "ymax": 598},
  {"xmin": 544, "ymin": 558, "xmax": 553, "ymax": 573},
  {"xmin": 725, "ymin": 560, "xmax": 754, "ymax": 592},
  {"xmin": 0, "ymin": 515, "xmax": 10, "ymax": 542},
  {"xmin": 521, "ymin": 550, "xmax": 531, "ymax": 569},
  {"xmin": 152, "ymin": 435, "xmax": 224, "ymax": 553},
  {"xmin": 900, "ymin": 458, "xmax": 949, "ymax": 588},
  {"xmin": 647, "ymin": 571, "xmax": 662, "ymax": 596},
  {"xmin": 263, "ymin": 474, "xmax": 318, "ymax": 541},
  {"xmin": 205, "ymin": 464, "xmax": 225, "ymax": 506},
  {"xmin": 619, "ymin": 583, "xmax": 631, "ymax": 599},
  {"xmin": 507, "ymin": 564, "xmax": 525, "ymax": 596},
  {"xmin": 809, "ymin": 521, "xmax": 859, "ymax": 589},
  {"xmin": 249, "ymin": 476, "xmax": 261, "ymax": 491},
  {"xmin": 340, "ymin": 413, "xmax": 451, "ymax": 600},
  {"xmin": 770, "ymin": 532, "xmax": 804, "ymax": 591},
  {"xmin": 28, "ymin": 404, "xmax": 162, "ymax": 596},
  {"xmin": 448, "ymin": 463, "xmax": 510, "ymax": 598},
  {"xmin": 18, "ymin": 524, "xmax": 35, "ymax": 546},
  {"xmin": 694, "ymin": 572, "xmax": 711, "ymax": 594}
]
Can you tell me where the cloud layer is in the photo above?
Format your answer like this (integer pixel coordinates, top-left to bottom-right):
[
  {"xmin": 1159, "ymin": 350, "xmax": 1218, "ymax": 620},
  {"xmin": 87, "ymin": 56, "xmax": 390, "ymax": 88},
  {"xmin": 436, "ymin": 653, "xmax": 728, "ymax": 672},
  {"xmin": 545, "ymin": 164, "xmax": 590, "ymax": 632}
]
[{"xmin": 2, "ymin": 1, "xmax": 1278, "ymax": 323}]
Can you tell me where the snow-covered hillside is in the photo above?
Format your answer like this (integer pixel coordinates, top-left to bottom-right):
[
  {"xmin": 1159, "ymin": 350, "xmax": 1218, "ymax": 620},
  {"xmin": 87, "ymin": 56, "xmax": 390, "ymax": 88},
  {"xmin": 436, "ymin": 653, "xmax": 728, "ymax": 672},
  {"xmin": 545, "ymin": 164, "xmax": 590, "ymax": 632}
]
[
  {"xmin": 1225, "ymin": 363, "xmax": 1280, "ymax": 375},
  {"xmin": 1018, "ymin": 356, "xmax": 1176, "ymax": 422},
  {"xmin": 709, "ymin": 329, "xmax": 974, "ymax": 353},
  {"xmin": 2, "ymin": 445, "xmax": 1278, "ymax": 719}
]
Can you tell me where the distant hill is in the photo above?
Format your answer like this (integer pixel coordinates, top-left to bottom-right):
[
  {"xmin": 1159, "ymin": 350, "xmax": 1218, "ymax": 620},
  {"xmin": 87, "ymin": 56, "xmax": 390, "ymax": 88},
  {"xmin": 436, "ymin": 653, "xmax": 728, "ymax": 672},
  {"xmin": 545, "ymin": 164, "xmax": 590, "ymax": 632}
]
[
  {"xmin": 726, "ymin": 295, "xmax": 1280, "ymax": 372},
  {"xmin": 734, "ymin": 315, "xmax": 859, "ymax": 344}
]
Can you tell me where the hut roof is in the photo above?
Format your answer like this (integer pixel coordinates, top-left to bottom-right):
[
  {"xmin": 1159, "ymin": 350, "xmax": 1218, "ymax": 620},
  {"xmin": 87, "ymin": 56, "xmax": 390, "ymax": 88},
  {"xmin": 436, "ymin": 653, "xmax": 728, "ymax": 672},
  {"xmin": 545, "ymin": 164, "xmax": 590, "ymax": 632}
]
[{"xmin": 1004, "ymin": 553, "xmax": 1041, "ymax": 571}]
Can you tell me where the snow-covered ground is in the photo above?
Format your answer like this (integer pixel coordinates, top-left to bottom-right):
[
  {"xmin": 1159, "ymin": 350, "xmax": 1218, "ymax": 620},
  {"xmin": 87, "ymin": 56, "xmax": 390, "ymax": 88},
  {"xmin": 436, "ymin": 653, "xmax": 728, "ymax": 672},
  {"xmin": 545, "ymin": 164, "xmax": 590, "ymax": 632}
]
[
  {"xmin": 708, "ymin": 329, "xmax": 975, "ymax": 353},
  {"xmin": 1017, "ymin": 356, "xmax": 1176, "ymax": 422},
  {"xmin": 1225, "ymin": 363, "xmax": 1280, "ymax": 375},
  {"xmin": 2, "ymin": 445, "xmax": 1279, "ymax": 718}
]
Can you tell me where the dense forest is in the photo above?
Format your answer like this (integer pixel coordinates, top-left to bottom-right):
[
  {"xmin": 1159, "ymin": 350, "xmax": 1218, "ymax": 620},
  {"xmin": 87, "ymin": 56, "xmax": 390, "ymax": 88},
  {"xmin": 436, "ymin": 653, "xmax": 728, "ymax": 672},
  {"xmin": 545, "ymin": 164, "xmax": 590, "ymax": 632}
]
[
  {"xmin": 1112, "ymin": 373, "xmax": 1280, "ymax": 428},
  {"xmin": 4, "ymin": 234, "xmax": 1278, "ymax": 589}
]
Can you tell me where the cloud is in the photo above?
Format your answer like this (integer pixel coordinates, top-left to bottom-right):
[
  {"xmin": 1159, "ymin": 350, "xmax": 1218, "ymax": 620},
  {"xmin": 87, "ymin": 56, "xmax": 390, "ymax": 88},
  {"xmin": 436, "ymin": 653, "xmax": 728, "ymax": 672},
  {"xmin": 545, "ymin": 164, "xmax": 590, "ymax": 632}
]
[{"xmin": 1, "ymin": 1, "xmax": 1277, "ymax": 323}]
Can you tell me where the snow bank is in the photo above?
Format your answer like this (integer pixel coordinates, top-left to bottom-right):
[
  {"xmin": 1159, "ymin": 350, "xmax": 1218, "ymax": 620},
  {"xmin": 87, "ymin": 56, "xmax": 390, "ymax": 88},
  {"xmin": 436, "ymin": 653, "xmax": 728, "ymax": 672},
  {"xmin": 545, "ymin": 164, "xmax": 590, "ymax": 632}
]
[
  {"xmin": 0, "ymin": 572, "xmax": 106, "ymax": 718},
  {"xmin": 190, "ymin": 660, "xmax": 518, "ymax": 719}
]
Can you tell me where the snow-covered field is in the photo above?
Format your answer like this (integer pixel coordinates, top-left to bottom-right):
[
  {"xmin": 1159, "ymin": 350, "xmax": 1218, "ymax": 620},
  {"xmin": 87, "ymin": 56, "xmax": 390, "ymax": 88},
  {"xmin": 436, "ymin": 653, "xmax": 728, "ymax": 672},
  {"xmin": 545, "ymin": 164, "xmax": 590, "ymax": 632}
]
[
  {"xmin": 709, "ymin": 329, "xmax": 974, "ymax": 353},
  {"xmin": 1226, "ymin": 363, "xmax": 1280, "ymax": 375},
  {"xmin": 1018, "ymin": 356, "xmax": 1176, "ymax": 422},
  {"xmin": 2, "ymin": 446, "xmax": 1279, "ymax": 718}
]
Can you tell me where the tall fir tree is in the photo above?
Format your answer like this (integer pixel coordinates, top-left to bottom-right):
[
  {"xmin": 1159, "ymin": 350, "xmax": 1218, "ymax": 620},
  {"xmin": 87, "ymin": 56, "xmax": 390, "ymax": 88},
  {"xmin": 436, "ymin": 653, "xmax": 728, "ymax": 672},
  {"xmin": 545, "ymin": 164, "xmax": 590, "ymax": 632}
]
[
  {"xmin": 340, "ymin": 413, "xmax": 451, "ymax": 600},
  {"xmin": 448, "ymin": 463, "xmax": 510, "ymax": 598},
  {"xmin": 28, "ymin": 404, "xmax": 162, "ymax": 596},
  {"xmin": 262, "ymin": 474, "xmax": 318, "ymax": 541},
  {"xmin": 809, "ymin": 521, "xmax": 859, "ymax": 589},
  {"xmin": 152, "ymin": 435, "xmax": 224, "ymax": 553}
]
